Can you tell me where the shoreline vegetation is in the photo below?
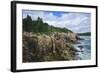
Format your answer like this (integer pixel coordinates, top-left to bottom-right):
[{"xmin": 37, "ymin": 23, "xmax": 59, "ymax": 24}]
[
  {"xmin": 77, "ymin": 32, "xmax": 91, "ymax": 36},
  {"xmin": 22, "ymin": 15, "xmax": 85, "ymax": 62}
]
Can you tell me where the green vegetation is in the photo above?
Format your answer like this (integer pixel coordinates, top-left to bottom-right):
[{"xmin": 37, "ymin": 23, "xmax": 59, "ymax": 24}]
[
  {"xmin": 23, "ymin": 15, "xmax": 72, "ymax": 33},
  {"xmin": 77, "ymin": 32, "xmax": 91, "ymax": 36},
  {"xmin": 22, "ymin": 15, "xmax": 80, "ymax": 62}
]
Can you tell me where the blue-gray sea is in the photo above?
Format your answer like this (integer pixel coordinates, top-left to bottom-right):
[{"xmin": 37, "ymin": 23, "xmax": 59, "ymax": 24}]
[{"xmin": 74, "ymin": 36, "xmax": 91, "ymax": 60}]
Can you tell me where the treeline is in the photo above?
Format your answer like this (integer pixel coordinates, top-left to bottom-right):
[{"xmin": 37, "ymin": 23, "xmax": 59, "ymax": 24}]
[
  {"xmin": 77, "ymin": 32, "xmax": 91, "ymax": 36},
  {"xmin": 23, "ymin": 15, "xmax": 72, "ymax": 33}
]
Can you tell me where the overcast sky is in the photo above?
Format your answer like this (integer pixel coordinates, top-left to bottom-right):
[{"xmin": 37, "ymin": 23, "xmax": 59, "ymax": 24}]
[{"xmin": 23, "ymin": 10, "xmax": 91, "ymax": 33}]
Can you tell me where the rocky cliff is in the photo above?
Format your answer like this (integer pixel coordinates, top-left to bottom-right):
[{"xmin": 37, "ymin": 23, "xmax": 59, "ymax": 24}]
[{"xmin": 22, "ymin": 32, "xmax": 80, "ymax": 62}]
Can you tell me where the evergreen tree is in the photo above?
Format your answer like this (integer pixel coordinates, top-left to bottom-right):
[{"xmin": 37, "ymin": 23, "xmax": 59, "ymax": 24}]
[
  {"xmin": 23, "ymin": 15, "xmax": 32, "ymax": 32},
  {"xmin": 23, "ymin": 15, "xmax": 72, "ymax": 33}
]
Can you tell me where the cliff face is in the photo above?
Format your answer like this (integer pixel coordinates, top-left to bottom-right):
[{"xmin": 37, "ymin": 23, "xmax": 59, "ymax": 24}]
[{"xmin": 23, "ymin": 32, "xmax": 79, "ymax": 62}]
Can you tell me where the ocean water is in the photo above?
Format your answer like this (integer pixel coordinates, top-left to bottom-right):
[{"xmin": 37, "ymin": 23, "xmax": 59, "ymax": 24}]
[{"xmin": 74, "ymin": 36, "xmax": 91, "ymax": 60}]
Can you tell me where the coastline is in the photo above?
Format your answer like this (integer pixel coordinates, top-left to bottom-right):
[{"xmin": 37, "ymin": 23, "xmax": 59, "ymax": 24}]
[{"xmin": 23, "ymin": 32, "xmax": 80, "ymax": 62}]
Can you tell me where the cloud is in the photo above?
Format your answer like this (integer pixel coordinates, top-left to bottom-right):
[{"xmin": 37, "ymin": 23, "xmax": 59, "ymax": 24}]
[{"xmin": 23, "ymin": 10, "xmax": 91, "ymax": 33}]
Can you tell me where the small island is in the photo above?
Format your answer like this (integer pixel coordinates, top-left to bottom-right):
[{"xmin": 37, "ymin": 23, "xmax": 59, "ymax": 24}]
[{"xmin": 77, "ymin": 32, "xmax": 91, "ymax": 36}]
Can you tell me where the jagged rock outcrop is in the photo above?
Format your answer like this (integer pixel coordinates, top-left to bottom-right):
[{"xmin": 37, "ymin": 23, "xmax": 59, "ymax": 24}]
[{"xmin": 23, "ymin": 32, "xmax": 79, "ymax": 62}]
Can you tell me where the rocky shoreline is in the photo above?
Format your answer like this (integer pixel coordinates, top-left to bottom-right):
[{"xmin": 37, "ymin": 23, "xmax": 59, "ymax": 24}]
[{"xmin": 23, "ymin": 32, "xmax": 82, "ymax": 62}]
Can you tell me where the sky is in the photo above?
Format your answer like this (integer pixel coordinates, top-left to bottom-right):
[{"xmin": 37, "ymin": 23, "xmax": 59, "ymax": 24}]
[{"xmin": 22, "ymin": 10, "xmax": 91, "ymax": 33}]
